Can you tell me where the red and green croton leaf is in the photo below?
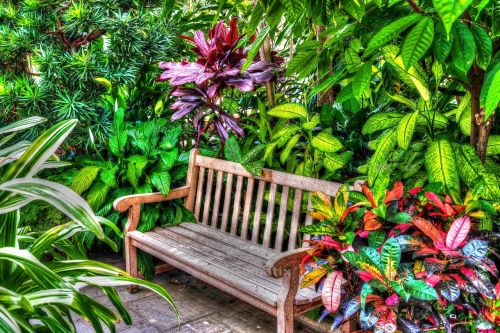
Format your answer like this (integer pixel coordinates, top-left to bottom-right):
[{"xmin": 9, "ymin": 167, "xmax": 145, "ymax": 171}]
[
  {"xmin": 412, "ymin": 217, "xmax": 446, "ymax": 249},
  {"xmin": 380, "ymin": 238, "xmax": 400, "ymax": 281}
]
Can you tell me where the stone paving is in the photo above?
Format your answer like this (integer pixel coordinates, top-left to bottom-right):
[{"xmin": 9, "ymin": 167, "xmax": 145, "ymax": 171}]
[{"xmin": 74, "ymin": 257, "xmax": 321, "ymax": 333}]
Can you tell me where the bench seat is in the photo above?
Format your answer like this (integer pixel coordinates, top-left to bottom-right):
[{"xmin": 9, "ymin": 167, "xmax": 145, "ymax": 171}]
[{"xmin": 128, "ymin": 223, "xmax": 321, "ymax": 308}]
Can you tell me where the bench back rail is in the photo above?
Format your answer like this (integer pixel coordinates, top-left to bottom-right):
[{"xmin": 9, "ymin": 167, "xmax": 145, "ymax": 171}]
[{"xmin": 185, "ymin": 150, "xmax": 344, "ymax": 252}]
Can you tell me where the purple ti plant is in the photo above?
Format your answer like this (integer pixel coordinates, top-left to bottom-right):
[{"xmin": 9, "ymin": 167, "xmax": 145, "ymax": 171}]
[{"xmin": 158, "ymin": 18, "xmax": 282, "ymax": 143}]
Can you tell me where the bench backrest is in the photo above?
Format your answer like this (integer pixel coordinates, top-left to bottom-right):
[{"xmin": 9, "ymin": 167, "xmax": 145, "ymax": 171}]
[{"xmin": 183, "ymin": 150, "xmax": 344, "ymax": 252}]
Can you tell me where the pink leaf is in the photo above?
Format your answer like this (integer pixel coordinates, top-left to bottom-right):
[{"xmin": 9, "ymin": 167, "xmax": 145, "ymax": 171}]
[
  {"xmin": 445, "ymin": 216, "xmax": 471, "ymax": 250},
  {"xmin": 385, "ymin": 293, "xmax": 399, "ymax": 306},
  {"xmin": 321, "ymin": 271, "xmax": 343, "ymax": 312}
]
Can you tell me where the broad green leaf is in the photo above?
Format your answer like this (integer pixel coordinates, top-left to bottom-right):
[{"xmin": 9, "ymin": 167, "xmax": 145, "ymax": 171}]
[
  {"xmin": 302, "ymin": 114, "xmax": 320, "ymax": 131},
  {"xmin": 380, "ymin": 238, "xmax": 400, "ymax": 281},
  {"xmin": 433, "ymin": 22, "xmax": 453, "ymax": 62},
  {"xmin": 286, "ymin": 49, "xmax": 318, "ymax": 77},
  {"xmin": 470, "ymin": 24, "xmax": 492, "ymax": 70},
  {"xmin": 0, "ymin": 179, "xmax": 105, "ymax": 239},
  {"xmin": 0, "ymin": 116, "xmax": 46, "ymax": 135},
  {"xmin": 456, "ymin": 144, "xmax": 500, "ymax": 200},
  {"xmin": 151, "ymin": 171, "xmax": 171, "ymax": 196},
  {"xmin": 268, "ymin": 103, "xmax": 308, "ymax": 119},
  {"xmin": 280, "ymin": 134, "xmax": 300, "ymax": 164},
  {"xmin": 364, "ymin": 14, "xmax": 420, "ymax": 56},
  {"xmin": 86, "ymin": 181, "xmax": 110, "ymax": 211},
  {"xmin": 396, "ymin": 111, "xmax": 418, "ymax": 149},
  {"xmin": 352, "ymin": 61, "xmax": 372, "ymax": 100},
  {"xmin": 160, "ymin": 126, "xmax": 181, "ymax": 150},
  {"xmin": 224, "ymin": 136, "xmax": 242, "ymax": 163},
  {"xmin": 368, "ymin": 129, "xmax": 397, "ymax": 187},
  {"xmin": 433, "ymin": 0, "xmax": 474, "ymax": 35},
  {"xmin": 274, "ymin": 125, "xmax": 301, "ymax": 147},
  {"xmin": 342, "ymin": 0, "xmax": 365, "ymax": 21},
  {"xmin": 159, "ymin": 148, "xmax": 178, "ymax": 171},
  {"xmin": 126, "ymin": 155, "xmax": 148, "ymax": 188},
  {"xmin": 70, "ymin": 166, "xmax": 100, "ymax": 195},
  {"xmin": 242, "ymin": 26, "xmax": 270, "ymax": 71},
  {"xmin": 382, "ymin": 45, "xmax": 430, "ymax": 101},
  {"xmin": 311, "ymin": 131, "xmax": 343, "ymax": 153},
  {"xmin": 487, "ymin": 135, "xmax": 500, "ymax": 156},
  {"xmin": 344, "ymin": 47, "xmax": 362, "ymax": 72},
  {"xmin": 480, "ymin": 62, "xmax": 500, "ymax": 120},
  {"xmin": 404, "ymin": 279, "xmax": 438, "ymax": 300},
  {"xmin": 451, "ymin": 22, "xmax": 477, "ymax": 77},
  {"xmin": 459, "ymin": 106, "xmax": 471, "ymax": 135},
  {"xmin": 307, "ymin": 68, "xmax": 346, "ymax": 100},
  {"xmin": 425, "ymin": 140, "xmax": 461, "ymax": 202},
  {"xmin": 402, "ymin": 17, "xmax": 434, "ymax": 69},
  {"xmin": 281, "ymin": 0, "xmax": 304, "ymax": 17},
  {"xmin": 362, "ymin": 113, "xmax": 403, "ymax": 134},
  {"xmin": 390, "ymin": 95, "xmax": 417, "ymax": 111},
  {"xmin": 324, "ymin": 151, "xmax": 352, "ymax": 173}
]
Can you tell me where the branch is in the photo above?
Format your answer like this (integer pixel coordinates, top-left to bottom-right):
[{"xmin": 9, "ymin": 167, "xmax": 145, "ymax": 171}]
[{"xmin": 406, "ymin": 0, "xmax": 424, "ymax": 13}]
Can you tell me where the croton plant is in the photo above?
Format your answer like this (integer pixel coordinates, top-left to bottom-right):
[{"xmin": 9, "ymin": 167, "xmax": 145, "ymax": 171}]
[
  {"xmin": 158, "ymin": 18, "xmax": 282, "ymax": 143},
  {"xmin": 300, "ymin": 183, "xmax": 499, "ymax": 332}
]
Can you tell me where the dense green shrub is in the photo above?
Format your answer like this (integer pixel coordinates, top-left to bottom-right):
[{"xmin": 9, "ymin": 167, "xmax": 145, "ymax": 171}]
[{"xmin": 0, "ymin": 0, "xmax": 181, "ymax": 149}]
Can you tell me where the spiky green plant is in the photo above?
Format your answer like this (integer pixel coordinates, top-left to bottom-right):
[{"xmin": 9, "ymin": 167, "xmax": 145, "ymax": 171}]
[{"xmin": 0, "ymin": 117, "xmax": 176, "ymax": 332}]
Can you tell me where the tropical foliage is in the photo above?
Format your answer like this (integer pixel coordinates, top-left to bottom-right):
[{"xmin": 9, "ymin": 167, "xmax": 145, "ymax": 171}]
[
  {"xmin": 300, "ymin": 183, "xmax": 499, "ymax": 331},
  {"xmin": 0, "ymin": 117, "xmax": 176, "ymax": 332},
  {"xmin": 158, "ymin": 18, "xmax": 283, "ymax": 142}
]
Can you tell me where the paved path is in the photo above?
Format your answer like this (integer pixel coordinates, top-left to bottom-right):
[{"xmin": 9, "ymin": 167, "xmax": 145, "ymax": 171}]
[{"xmin": 75, "ymin": 257, "xmax": 317, "ymax": 333}]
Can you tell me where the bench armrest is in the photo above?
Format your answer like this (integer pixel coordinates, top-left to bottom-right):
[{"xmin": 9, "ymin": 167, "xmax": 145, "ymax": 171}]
[
  {"xmin": 265, "ymin": 247, "xmax": 312, "ymax": 278},
  {"xmin": 113, "ymin": 185, "xmax": 190, "ymax": 212}
]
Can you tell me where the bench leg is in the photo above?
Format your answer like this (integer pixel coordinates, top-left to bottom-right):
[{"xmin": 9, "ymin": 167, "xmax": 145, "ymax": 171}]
[
  {"xmin": 276, "ymin": 266, "xmax": 299, "ymax": 333},
  {"xmin": 125, "ymin": 235, "xmax": 139, "ymax": 294}
]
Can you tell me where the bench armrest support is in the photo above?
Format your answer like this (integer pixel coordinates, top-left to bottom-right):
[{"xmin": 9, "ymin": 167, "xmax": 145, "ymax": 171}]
[
  {"xmin": 264, "ymin": 247, "xmax": 311, "ymax": 278},
  {"xmin": 113, "ymin": 185, "xmax": 190, "ymax": 212}
]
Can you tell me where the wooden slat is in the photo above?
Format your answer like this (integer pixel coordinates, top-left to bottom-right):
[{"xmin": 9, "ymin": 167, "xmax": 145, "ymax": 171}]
[
  {"xmin": 274, "ymin": 186, "xmax": 289, "ymax": 252},
  {"xmin": 263, "ymin": 183, "xmax": 277, "ymax": 248},
  {"xmin": 182, "ymin": 223, "xmax": 273, "ymax": 259},
  {"xmin": 194, "ymin": 167, "xmax": 205, "ymax": 220},
  {"xmin": 201, "ymin": 168, "xmax": 215, "ymax": 225},
  {"xmin": 230, "ymin": 175, "xmax": 244, "ymax": 235},
  {"xmin": 210, "ymin": 170, "xmax": 224, "ymax": 228},
  {"xmin": 240, "ymin": 178, "xmax": 255, "ymax": 240},
  {"xmin": 195, "ymin": 155, "xmax": 343, "ymax": 196},
  {"xmin": 301, "ymin": 193, "xmax": 313, "ymax": 248},
  {"xmin": 220, "ymin": 173, "xmax": 234, "ymax": 232},
  {"xmin": 164, "ymin": 225, "xmax": 271, "ymax": 268},
  {"xmin": 251, "ymin": 180, "xmax": 266, "ymax": 243},
  {"xmin": 287, "ymin": 189, "xmax": 303, "ymax": 251},
  {"xmin": 130, "ymin": 226, "xmax": 320, "ymax": 305},
  {"xmin": 129, "ymin": 233, "xmax": 278, "ymax": 313}
]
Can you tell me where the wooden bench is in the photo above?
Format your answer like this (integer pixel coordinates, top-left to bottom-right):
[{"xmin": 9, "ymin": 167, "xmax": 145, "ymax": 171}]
[{"xmin": 114, "ymin": 150, "xmax": 353, "ymax": 333}]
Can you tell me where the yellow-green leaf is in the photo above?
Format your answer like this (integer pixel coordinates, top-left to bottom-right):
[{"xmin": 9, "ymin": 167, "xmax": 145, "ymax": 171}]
[
  {"xmin": 397, "ymin": 111, "xmax": 418, "ymax": 149},
  {"xmin": 268, "ymin": 103, "xmax": 308, "ymax": 119},
  {"xmin": 311, "ymin": 131, "xmax": 343, "ymax": 153}
]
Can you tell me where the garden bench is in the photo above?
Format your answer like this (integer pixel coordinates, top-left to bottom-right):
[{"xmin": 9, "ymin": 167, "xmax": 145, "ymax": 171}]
[{"xmin": 114, "ymin": 150, "xmax": 353, "ymax": 333}]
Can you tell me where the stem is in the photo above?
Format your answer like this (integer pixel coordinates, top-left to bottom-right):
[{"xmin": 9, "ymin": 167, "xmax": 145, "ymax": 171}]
[{"xmin": 406, "ymin": 0, "xmax": 424, "ymax": 13}]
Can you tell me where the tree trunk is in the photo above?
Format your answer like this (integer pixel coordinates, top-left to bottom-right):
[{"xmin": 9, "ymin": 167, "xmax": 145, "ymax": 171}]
[
  {"xmin": 259, "ymin": 37, "xmax": 276, "ymax": 107},
  {"xmin": 467, "ymin": 63, "xmax": 492, "ymax": 162}
]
